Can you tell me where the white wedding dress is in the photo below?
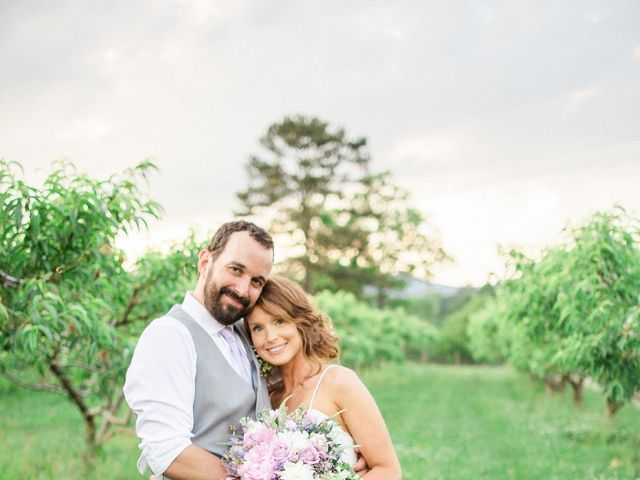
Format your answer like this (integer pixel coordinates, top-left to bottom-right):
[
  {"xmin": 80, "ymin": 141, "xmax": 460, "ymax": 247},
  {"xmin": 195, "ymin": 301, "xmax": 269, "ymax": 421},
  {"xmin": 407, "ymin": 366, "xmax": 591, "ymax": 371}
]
[{"xmin": 306, "ymin": 365, "xmax": 357, "ymax": 467}]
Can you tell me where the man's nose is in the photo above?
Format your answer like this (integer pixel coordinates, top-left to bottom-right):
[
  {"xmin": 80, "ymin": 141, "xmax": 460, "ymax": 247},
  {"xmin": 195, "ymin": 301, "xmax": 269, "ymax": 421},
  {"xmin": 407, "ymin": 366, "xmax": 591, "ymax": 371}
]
[{"xmin": 233, "ymin": 275, "xmax": 251, "ymax": 297}]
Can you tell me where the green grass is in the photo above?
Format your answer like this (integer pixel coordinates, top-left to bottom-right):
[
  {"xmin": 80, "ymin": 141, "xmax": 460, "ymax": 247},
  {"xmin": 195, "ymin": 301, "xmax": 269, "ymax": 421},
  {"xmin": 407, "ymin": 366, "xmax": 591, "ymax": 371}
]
[
  {"xmin": 1, "ymin": 364, "xmax": 639, "ymax": 479},
  {"xmin": 367, "ymin": 364, "xmax": 640, "ymax": 480}
]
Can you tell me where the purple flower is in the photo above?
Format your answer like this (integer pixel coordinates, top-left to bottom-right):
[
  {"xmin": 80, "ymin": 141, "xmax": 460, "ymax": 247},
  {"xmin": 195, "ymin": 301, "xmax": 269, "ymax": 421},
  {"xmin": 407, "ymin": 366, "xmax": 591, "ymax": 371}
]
[
  {"xmin": 298, "ymin": 446, "xmax": 320, "ymax": 465},
  {"xmin": 311, "ymin": 434, "xmax": 329, "ymax": 456},
  {"xmin": 270, "ymin": 437, "xmax": 293, "ymax": 463}
]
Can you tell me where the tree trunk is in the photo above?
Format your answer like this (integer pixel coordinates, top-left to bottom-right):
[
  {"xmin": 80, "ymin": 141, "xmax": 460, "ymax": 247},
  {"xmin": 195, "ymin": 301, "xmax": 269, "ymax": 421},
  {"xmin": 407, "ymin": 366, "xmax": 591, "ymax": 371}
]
[
  {"xmin": 50, "ymin": 361, "xmax": 97, "ymax": 446},
  {"xmin": 606, "ymin": 397, "xmax": 624, "ymax": 418},
  {"xmin": 565, "ymin": 375, "xmax": 584, "ymax": 406},
  {"xmin": 544, "ymin": 374, "xmax": 566, "ymax": 394}
]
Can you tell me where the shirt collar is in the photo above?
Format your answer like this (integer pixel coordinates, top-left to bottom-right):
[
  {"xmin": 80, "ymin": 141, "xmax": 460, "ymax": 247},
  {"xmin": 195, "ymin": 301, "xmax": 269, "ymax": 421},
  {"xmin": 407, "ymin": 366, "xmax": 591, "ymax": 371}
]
[{"xmin": 181, "ymin": 292, "xmax": 243, "ymax": 335}]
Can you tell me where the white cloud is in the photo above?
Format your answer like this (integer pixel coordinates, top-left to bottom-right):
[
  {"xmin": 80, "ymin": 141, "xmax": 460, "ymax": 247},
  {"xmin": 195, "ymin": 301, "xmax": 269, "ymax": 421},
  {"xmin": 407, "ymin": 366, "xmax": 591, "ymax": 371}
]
[
  {"xmin": 585, "ymin": 14, "xmax": 601, "ymax": 25},
  {"xmin": 55, "ymin": 119, "xmax": 113, "ymax": 141},
  {"xmin": 382, "ymin": 26, "xmax": 403, "ymax": 39},
  {"xmin": 389, "ymin": 131, "xmax": 469, "ymax": 169},
  {"xmin": 568, "ymin": 85, "xmax": 601, "ymax": 110},
  {"xmin": 634, "ymin": 46, "xmax": 640, "ymax": 59}
]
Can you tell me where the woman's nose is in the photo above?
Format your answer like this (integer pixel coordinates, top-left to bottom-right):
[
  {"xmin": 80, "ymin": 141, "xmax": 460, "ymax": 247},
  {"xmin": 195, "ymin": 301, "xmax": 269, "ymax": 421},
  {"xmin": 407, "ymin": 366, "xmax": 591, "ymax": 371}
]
[{"xmin": 265, "ymin": 324, "xmax": 278, "ymax": 342}]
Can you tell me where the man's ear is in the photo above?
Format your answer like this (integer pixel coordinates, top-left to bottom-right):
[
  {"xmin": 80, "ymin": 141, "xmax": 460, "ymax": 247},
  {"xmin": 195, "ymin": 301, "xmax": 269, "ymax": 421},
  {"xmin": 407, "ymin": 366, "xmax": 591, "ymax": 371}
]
[{"xmin": 197, "ymin": 249, "xmax": 210, "ymax": 276}]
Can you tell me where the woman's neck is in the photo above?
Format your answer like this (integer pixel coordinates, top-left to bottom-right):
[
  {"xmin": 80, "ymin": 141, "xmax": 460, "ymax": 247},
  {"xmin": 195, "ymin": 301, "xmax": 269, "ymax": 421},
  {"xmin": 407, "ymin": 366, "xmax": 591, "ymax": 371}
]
[{"xmin": 280, "ymin": 354, "xmax": 322, "ymax": 395}]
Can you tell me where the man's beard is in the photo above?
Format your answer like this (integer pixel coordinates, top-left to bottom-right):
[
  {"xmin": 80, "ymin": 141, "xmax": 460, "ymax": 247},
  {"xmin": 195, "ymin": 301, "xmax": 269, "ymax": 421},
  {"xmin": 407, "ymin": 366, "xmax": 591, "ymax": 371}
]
[{"xmin": 203, "ymin": 277, "xmax": 251, "ymax": 325}]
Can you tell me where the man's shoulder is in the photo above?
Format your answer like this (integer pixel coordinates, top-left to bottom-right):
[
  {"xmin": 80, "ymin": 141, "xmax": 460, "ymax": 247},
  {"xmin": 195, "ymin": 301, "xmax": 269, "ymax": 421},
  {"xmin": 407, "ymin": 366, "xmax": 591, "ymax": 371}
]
[{"xmin": 138, "ymin": 311, "xmax": 194, "ymax": 345}]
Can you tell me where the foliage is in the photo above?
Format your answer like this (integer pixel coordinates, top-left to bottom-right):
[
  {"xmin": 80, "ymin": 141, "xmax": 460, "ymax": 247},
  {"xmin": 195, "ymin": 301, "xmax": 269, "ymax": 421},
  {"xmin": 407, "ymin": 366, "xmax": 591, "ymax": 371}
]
[
  {"xmin": 314, "ymin": 290, "xmax": 439, "ymax": 368},
  {"xmin": 387, "ymin": 292, "xmax": 443, "ymax": 325},
  {"xmin": 236, "ymin": 115, "xmax": 446, "ymax": 299},
  {"xmin": 471, "ymin": 207, "xmax": 640, "ymax": 415},
  {"xmin": 0, "ymin": 159, "xmax": 199, "ymax": 446},
  {"xmin": 429, "ymin": 293, "xmax": 490, "ymax": 364},
  {"xmin": 467, "ymin": 295, "xmax": 511, "ymax": 365}
]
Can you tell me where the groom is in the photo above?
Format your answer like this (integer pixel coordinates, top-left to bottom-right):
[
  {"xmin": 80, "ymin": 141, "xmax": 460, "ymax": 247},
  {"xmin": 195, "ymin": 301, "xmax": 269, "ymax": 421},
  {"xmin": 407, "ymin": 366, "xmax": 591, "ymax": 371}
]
[{"xmin": 124, "ymin": 221, "xmax": 274, "ymax": 480}]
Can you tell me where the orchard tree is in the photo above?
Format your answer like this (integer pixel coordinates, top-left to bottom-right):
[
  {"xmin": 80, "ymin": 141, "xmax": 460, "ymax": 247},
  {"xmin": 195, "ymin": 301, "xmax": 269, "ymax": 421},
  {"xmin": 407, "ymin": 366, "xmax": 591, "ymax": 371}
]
[
  {"xmin": 489, "ymin": 207, "xmax": 640, "ymax": 415},
  {"xmin": 237, "ymin": 114, "xmax": 446, "ymax": 298},
  {"xmin": 0, "ymin": 159, "xmax": 198, "ymax": 447}
]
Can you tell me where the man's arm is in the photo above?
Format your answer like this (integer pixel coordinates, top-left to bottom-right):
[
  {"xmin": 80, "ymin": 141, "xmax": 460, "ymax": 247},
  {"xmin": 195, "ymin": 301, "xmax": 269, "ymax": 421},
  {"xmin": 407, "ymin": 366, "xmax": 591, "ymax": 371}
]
[
  {"xmin": 124, "ymin": 318, "xmax": 199, "ymax": 477},
  {"xmin": 163, "ymin": 444, "xmax": 228, "ymax": 480}
]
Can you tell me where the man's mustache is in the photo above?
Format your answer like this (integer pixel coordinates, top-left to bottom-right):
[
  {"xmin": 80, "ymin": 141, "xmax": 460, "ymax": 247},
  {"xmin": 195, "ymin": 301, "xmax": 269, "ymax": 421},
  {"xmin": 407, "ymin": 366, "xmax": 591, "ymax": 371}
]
[{"xmin": 219, "ymin": 287, "xmax": 250, "ymax": 307}]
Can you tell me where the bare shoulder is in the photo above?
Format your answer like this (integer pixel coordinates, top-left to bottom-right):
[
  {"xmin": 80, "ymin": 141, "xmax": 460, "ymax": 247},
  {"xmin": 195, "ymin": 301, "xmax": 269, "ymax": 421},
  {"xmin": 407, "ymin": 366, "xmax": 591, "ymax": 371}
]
[{"xmin": 322, "ymin": 365, "xmax": 366, "ymax": 396}]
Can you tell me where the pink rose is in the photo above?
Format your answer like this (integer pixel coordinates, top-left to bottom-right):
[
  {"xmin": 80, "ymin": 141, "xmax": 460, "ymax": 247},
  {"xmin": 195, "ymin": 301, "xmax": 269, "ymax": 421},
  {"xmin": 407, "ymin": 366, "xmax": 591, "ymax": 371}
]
[
  {"xmin": 239, "ymin": 444, "xmax": 275, "ymax": 480},
  {"xmin": 244, "ymin": 424, "xmax": 276, "ymax": 448},
  {"xmin": 237, "ymin": 459, "xmax": 274, "ymax": 480},
  {"xmin": 271, "ymin": 437, "xmax": 293, "ymax": 463},
  {"xmin": 298, "ymin": 446, "xmax": 320, "ymax": 465}
]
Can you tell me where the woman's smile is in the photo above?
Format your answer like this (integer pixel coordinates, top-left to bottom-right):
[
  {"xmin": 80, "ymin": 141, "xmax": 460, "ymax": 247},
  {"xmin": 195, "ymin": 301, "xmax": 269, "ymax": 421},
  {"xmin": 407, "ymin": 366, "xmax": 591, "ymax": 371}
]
[{"xmin": 265, "ymin": 343, "xmax": 287, "ymax": 355}]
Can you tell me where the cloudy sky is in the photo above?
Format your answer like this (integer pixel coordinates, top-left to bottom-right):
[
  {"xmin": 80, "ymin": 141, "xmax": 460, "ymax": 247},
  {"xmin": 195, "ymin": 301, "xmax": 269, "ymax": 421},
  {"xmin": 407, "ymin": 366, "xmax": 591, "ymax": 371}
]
[{"xmin": 2, "ymin": 0, "xmax": 639, "ymax": 286}]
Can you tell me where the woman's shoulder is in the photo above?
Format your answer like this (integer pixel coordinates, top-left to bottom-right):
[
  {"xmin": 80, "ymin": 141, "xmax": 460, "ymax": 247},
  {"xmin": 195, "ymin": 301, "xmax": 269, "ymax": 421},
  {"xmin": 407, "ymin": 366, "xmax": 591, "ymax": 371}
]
[{"xmin": 321, "ymin": 364, "xmax": 364, "ymax": 394}]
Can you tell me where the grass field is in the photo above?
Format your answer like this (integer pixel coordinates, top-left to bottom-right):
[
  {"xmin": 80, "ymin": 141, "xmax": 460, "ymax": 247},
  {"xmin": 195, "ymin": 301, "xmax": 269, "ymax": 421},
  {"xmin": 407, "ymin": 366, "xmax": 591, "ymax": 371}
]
[{"xmin": 1, "ymin": 363, "xmax": 639, "ymax": 479}]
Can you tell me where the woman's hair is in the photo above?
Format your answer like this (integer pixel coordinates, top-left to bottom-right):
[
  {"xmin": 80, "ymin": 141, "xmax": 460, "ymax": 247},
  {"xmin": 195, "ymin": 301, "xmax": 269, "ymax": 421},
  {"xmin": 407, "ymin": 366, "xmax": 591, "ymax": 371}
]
[
  {"xmin": 254, "ymin": 275, "xmax": 339, "ymax": 361},
  {"xmin": 251, "ymin": 275, "xmax": 339, "ymax": 401}
]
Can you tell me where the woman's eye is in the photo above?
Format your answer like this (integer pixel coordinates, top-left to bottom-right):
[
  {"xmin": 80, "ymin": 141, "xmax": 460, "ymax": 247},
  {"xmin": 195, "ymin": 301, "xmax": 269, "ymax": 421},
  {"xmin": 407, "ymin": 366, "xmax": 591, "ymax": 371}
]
[{"xmin": 275, "ymin": 318, "xmax": 285, "ymax": 325}]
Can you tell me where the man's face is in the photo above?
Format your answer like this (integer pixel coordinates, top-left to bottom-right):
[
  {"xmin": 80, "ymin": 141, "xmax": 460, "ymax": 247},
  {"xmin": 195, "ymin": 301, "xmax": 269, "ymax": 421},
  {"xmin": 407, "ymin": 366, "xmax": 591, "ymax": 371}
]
[{"xmin": 201, "ymin": 231, "xmax": 273, "ymax": 325}]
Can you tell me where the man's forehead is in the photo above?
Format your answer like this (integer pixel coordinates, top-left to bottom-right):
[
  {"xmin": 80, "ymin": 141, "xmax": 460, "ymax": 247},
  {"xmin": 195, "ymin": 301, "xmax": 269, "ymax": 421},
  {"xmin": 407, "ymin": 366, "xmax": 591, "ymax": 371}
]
[{"xmin": 217, "ymin": 232, "xmax": 273, "ymax": 270}]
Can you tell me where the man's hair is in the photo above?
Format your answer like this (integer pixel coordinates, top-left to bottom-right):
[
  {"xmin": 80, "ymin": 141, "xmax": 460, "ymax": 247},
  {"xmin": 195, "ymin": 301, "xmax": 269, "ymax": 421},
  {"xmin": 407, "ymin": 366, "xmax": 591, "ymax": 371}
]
[{"xmin": 206, "ymin": 220, "xmax": 274, "ymax": 262}]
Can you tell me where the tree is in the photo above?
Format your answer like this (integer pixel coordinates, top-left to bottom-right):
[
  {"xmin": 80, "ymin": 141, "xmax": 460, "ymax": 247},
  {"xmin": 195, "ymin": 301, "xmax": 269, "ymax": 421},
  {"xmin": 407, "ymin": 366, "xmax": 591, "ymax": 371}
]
[
  {"xmin": 480, "ymin": 207, "xmax": 640, "ymax": 415},
  {"xmin": 0, "ymin": 159, "xmax": 199, "ymax": 447},
  {"xmin": 237, "ymin": 114, "xmax": 447, "ymax": 298}
]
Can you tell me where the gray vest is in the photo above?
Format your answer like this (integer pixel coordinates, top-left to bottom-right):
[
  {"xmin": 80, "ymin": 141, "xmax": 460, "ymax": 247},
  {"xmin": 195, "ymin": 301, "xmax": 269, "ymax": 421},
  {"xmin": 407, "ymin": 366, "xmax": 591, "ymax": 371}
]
[{"xmin": 167, "ymin": 305, "xmax": 271, "ymax": 457}]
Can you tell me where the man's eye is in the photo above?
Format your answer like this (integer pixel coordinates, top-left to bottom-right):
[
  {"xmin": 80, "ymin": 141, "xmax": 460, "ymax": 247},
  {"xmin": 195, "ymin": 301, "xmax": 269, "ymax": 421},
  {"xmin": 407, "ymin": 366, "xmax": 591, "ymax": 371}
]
[{"xmin": 251, "ymin": 279, "xmax": 264, "ymax": 288}]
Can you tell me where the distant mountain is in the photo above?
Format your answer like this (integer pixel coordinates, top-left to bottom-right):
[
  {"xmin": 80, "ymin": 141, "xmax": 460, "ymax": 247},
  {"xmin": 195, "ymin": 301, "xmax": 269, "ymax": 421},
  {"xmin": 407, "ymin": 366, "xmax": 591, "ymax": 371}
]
[
  {"xmin": 364, "ymin": 275, "xmax": 466, "ymax": 299},
  {"xmin": 395, "ymin": 276, "xmax": 462, "ymax": 298}
]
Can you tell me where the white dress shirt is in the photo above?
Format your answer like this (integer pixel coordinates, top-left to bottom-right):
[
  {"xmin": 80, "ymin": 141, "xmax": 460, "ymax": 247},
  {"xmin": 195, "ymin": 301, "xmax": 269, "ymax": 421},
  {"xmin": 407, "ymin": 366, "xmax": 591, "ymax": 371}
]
[{"xmin": 123, "ymin": 292, "xmax": 252, "ymax": 476}]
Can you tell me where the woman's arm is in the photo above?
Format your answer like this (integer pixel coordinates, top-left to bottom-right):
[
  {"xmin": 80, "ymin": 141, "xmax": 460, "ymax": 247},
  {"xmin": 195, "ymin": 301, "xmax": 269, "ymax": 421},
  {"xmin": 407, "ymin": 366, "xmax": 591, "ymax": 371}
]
[{"xmin": 332, "ymin": 367, "xmax": 402, "ymax": 480}]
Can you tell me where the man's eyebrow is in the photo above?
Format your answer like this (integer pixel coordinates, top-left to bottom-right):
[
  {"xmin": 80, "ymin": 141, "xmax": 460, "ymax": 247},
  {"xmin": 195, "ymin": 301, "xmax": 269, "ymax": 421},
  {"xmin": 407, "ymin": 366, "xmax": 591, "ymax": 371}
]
[{"xmin": 228, "ymin": 262, "xmax": 265, "ymax": 283}]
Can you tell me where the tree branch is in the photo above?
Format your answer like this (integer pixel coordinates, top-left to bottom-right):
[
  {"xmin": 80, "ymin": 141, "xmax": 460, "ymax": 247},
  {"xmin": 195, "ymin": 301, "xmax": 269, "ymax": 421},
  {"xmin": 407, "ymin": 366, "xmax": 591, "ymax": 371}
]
[
  {"xmin": 0, "ymin": 269, "xmax": 22, "ymax": 288},
  {"xmin": 54, "ymin": 360, "xmax": 107, "ymax": 374},
  {"xmin": 49, "ymin": 358, "xmax": 97, "ymax": 445},
  {"xmin": 111, "ymin": 284, "xmax": 143, "ymax": 327},
  {"xmin": 0, "ymin": 367, "xmax": 65, "ymax": 394},
  {"xmin": 96, "ymin": 388, "xmax": 132, "ymax": 444}
]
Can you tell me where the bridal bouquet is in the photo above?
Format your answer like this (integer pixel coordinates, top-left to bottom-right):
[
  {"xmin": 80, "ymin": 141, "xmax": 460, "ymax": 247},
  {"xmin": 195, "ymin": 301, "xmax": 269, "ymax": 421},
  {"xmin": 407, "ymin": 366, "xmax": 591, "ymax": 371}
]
[{"xmin": 222, "ymin": 402, "xmax": 358, "ymax": 480}]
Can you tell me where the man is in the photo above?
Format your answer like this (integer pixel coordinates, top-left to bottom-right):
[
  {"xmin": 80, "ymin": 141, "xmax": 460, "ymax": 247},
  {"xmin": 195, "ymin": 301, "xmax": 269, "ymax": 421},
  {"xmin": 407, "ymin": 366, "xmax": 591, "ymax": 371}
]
[{"xmin": 124, "ymin": 221, "xmax": 274, "ymax": 480}]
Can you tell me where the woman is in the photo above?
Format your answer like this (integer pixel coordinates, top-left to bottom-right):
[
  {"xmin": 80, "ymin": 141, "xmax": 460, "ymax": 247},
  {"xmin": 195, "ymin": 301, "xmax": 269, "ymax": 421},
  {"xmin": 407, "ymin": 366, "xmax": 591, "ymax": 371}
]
[{"xmin": 246, "ymin": 275, "xmax": 402, "ymax": 480}]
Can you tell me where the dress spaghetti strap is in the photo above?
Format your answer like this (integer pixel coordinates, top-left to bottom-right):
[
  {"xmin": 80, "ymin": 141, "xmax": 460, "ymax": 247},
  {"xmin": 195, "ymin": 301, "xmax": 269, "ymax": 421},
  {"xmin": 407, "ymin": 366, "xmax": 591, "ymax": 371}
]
[{"xmin": 307, "ymin": 364, "xmax": 338, "ymax": 411}]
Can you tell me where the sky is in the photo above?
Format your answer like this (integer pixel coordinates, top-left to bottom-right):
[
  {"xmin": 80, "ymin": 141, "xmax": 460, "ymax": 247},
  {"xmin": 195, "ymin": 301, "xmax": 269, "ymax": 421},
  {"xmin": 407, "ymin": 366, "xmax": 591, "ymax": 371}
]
[{"xmin": 2, "ymin": 0, "xmax": 639, "ymax": 287}]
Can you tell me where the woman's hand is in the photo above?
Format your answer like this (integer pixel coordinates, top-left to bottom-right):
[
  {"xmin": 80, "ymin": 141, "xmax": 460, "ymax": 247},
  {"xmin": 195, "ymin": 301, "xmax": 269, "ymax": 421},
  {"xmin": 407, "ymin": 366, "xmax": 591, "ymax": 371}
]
[{"xmin": 353, "ymin": 448, "xmax": 370, "ymax": 476}]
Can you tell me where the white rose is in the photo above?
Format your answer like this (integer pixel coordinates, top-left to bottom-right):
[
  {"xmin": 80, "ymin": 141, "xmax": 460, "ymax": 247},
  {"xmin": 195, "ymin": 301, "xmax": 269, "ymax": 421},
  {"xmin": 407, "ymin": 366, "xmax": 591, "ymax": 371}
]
[
  {"xmin": 279, "ymin": 430, "xmax": 311, "ymax": 453},
  {"xmin": 279, "ymin": 461, "xmax": 315, "ymax": 480}
]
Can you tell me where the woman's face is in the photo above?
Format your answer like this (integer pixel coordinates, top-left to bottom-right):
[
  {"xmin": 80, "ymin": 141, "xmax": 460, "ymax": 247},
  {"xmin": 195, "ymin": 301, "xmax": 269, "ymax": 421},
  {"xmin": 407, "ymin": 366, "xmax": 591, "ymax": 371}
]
[{"xmin": 247, "ymin": 306, "xmax": 304, "ymax": 367}]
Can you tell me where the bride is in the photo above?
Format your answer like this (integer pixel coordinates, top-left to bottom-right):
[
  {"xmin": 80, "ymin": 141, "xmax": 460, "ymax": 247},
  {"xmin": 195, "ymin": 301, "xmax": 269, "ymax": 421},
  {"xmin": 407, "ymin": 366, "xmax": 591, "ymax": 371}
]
[{"xmin": 246, "ymin": 276, "xmax": 402, "ymax": 480}]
